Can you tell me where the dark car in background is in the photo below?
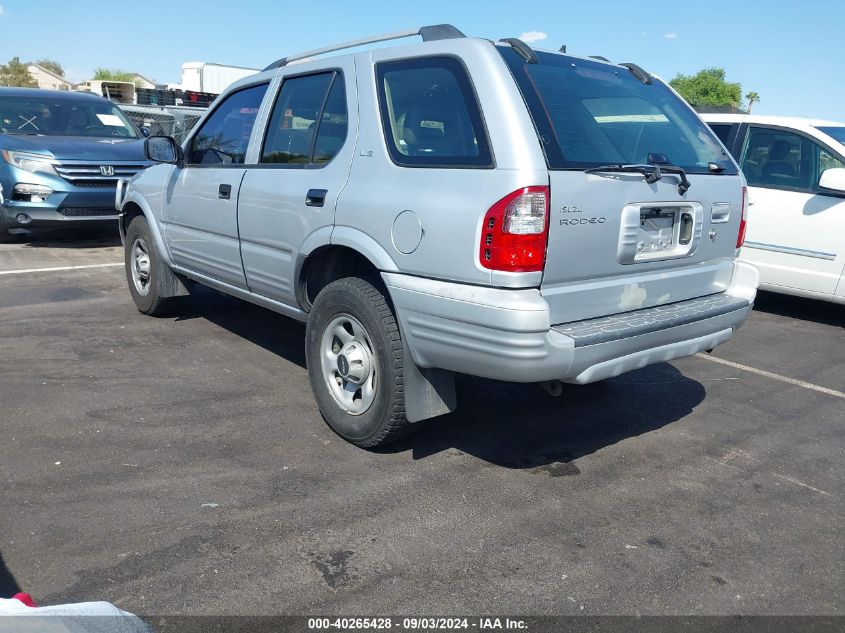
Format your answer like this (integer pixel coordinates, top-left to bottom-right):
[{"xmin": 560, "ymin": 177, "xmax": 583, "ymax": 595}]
[{"xmin": 0, "ymin": 88, "xmax": 150, "ymax": 241}]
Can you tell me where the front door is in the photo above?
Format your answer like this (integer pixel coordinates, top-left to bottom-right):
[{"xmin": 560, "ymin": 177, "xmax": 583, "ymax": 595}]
[
  {"xmin": 162, "ymin": 82, "xmax": 269, "ymax": 289},
  {"xmin": 739, "ymin": 125, "xmax": 845, "ymax": 297}
]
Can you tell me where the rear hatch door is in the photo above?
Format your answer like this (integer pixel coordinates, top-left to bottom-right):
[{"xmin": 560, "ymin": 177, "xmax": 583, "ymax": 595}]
[{"xmin": 498, "ymin": 46, "xmax": 744, "ymax": 323}]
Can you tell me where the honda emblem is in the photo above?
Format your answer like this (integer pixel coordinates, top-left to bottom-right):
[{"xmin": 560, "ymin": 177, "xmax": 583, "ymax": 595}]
[{"xmin": 100, "ymin": 165, "xmax": 115, "ymax": 177}]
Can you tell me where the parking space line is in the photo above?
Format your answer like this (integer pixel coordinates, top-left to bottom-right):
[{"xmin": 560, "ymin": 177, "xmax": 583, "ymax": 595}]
[
  {"xmin": 772, "ymin": 473, "xmax": 831, "ymax": 497},
  {"xmin": 0, "ymin": 262, "xmax": 123, "ymax": 276},
  {"xmin": 695, "ymin": 353, "xmax": 845, "ymax": 400}
]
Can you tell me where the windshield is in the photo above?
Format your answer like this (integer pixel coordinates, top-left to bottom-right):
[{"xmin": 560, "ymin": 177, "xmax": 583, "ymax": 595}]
[
  {"xmin": 816, "ymin": 126, "xmax": 845, "ymax": 148},
  {"xmin": 498, "ymin": 48, "xmax": 736, "ymax": 174},
  {"xmin": 0, "ymin": 95, "xmax": 139, "ymax": 139}
]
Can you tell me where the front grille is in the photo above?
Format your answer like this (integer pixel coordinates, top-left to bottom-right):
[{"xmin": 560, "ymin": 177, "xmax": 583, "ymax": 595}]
[
  {"xmin": 54, "ymin": 162, "xmax": 148, "ymax": 185},
  {"xmin": 58, "ymin": 207, "xmax": 118, "ymax": 217},
  {"xmin": 68, "ymin": 180, "xmax": 118, "ymax": 188}
]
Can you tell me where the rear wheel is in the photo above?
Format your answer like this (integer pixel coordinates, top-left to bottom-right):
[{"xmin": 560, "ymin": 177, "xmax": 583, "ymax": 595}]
[
  {"xmin": 305, "ymin": 277, "xmax": 419, "ymax": 448},
  {"xmin": 124, "ymin": 215, "xmax": 176, "ymax": 316}
]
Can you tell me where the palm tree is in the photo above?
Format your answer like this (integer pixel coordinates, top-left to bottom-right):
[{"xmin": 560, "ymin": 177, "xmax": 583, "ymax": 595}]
[{"xmin": 745, "ymin": 91, "xmax": 760, "ymax": 114}]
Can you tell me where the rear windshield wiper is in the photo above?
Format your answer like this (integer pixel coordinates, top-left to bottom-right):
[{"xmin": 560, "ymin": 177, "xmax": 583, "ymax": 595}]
[
  {"xmin": 585, "ymin": 163, "xmax": 691, "ymax": 194},
  {"xmin": 652, "ymin": 163, "xmax": 691, "ymax": 194},
  {"xmin": 584, "ymin": 164, "xmax": 663, "ymax": 184}
]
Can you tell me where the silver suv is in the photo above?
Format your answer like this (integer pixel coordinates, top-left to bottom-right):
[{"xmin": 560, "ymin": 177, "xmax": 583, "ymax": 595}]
[{"xmin": 118, "ymin": 25, "xmax": 758, "ymax": 448}]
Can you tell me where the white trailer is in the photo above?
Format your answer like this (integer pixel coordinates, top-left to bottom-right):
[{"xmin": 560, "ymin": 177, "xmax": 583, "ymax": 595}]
[
  {"xmin": 180, "ymin": 62, "xmax": 259, "ymax": 94},
  {"xmin": 76, "ymin": 80, "xmax": 137, "ymax": 104}
]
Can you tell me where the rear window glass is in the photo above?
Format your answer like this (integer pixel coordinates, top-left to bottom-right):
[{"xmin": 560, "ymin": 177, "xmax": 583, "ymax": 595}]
[
  {"xmin": 262, "ymin": 73, "xmax": 335, "ymax": 165},
  {"xmin": 499, "ymin": 48, "xmax": 736, "ymax": 174},
  {"xmin": 376, "ymin": 56, "xmax": 492, "ymax": 168}
]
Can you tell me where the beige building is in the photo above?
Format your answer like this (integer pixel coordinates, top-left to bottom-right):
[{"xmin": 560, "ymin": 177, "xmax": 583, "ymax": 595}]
[
  {"xmin": 27, "ymin": 64, "xmax": 74, "ymax": 91},
  {"xmin": 132, "ymin": 74, "xmax": 156, "ymax": 89}
]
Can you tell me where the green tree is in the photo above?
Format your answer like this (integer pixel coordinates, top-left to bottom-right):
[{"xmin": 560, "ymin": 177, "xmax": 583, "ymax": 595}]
[
  {"xmin": 0, "ymin": 57, "xmax": 37, "ymax": 88},
  {"xmin": 37, "ymin": 59, "xmax": 64, "ymax": 76},
  {"xmin": 93, "ymin": 68, "xmax": 136, "ymax": 83},
  {"xmin": 745, "ymin": 91, "xmax": 760, "ymax": 114},
  {"xmin": 669, "ymin": 67, "xmax": 742, "ymax": 109}
]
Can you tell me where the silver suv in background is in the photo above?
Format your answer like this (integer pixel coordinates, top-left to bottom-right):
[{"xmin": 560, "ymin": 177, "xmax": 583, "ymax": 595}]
[{"xmin": 118, "ymin": 25, "xmax": 758, "ymax": 448}]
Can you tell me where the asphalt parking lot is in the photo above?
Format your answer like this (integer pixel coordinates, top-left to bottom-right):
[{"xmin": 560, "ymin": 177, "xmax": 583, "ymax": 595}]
[{"xmin": 0, "ymin": 231, "xmax": 842, "ymax": 617}]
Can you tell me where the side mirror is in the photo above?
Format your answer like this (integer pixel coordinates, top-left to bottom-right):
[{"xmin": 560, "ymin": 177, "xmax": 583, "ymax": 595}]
[
  {"xmin": 819, "ymin": 168, "xmax": 845, "ymax": 194},
  {"xmin": 144, "ymin": 135, "xmax": 181, "ymax": 165},
  {"xmin": 140, "ymin": 126, "xmax": 151, "ymax": 138}
]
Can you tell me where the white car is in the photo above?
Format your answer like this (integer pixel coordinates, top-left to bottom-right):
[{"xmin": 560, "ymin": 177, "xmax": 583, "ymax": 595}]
[{"xmin": 702, "ymin": 114, "xmax": 845, "ymax": 304}]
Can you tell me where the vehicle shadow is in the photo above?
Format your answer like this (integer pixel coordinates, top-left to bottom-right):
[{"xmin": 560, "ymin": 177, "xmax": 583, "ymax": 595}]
[
  {"xmin": 168, "ymin": 289, "xmax": 706, "ymax": 470},
  {"xmin": 0, "ymin": 551, "xmax": 22, "ymax": 598},
  {"xmin": 753, "ymin": 290, "xmax": 843, "ymax": 328},
  {"xmin": 14, "ymin": 226, "xmax": 121, "ymax": 249},
  {"xmin": 381, "ymin": 363, "xmax": 705, "ymax": 470},
  {"xmin": 173, "ymin": 286, "xmax": 306, "ymax": 368}
]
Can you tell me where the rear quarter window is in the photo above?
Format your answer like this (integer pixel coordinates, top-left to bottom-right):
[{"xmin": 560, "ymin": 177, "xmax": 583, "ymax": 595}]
[{"xmin": 375, "ymin": 56, "xmax": 493, "ymax": 168}]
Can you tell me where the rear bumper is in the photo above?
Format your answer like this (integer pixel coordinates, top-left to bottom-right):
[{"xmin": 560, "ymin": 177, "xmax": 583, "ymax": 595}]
[{"xmin": 383, "ymin": 260, "xmax": 758, "ymax": 384}]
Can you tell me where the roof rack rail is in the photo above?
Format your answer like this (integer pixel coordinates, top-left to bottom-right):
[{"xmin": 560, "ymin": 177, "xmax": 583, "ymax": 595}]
[
  {"xmin": 499, "ymin": 38, "xmax": 538, "ymax": 63},
  {"xmin": 263, "ymin": 24, "xmax": 466, "ymax": 71},
  {"xmin": 589, "ymin": 55, "xmax": 611, "ymax": 62},
  {"xmin": 620, "ymin": 62, "xmax": 653, "ymax": 85}
]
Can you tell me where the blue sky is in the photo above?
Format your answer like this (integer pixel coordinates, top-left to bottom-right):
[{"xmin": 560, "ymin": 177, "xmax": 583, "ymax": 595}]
[{"xmin": 1, "ymin": 0, "xmax": 842, "ymax": 121}]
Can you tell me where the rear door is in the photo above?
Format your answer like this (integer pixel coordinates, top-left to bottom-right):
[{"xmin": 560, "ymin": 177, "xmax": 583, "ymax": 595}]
[
  {"xmin": 162, "ymin": 82, "xmax": 269, "ymax": 288},
  {"xmin": 544, "ymin": 171, "xmax": 743, "ymax": 322},
  {"xmin": 499, "ymin": 49, "xmax": 744, "ymax": 323},
  {"xmin": 738, "ymin": 125, "xmax": 845, "ymax": 297},
  {"xmin": 237, "ymin": 62, "xmax": 356, "ymax": 305}
]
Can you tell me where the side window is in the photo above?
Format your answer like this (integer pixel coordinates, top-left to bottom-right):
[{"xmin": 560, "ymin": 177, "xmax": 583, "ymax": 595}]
[
  {"xmin": 741, "ymin": 127, "xmax": 813, "ymax": 192},
  {"xmin": 376, "ymin": 56, "xmax": 492, "ymax": 168},
  {"xmin": 818, "ymin": 147, "xmax": 845, "ymax": 179},
  {"xmin": 314, "ymin": 78, "xmax": 348, "ymax": 164},
  {"xmin": 709, "ymin": 124, "xmax": 733, "ymax": 146},
  {"xmin": 261, "ymin": 72, "xmax": 348, "ymax": 166},
  {"xmin": 188, "ymin": 83, "xmax": 268, "ymax": 165}
]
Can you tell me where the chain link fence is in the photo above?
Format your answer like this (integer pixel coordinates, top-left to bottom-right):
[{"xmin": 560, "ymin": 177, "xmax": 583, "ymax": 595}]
[{"xmin": 119, "ymin": 105, "xmax": 205, "ymax": 144}]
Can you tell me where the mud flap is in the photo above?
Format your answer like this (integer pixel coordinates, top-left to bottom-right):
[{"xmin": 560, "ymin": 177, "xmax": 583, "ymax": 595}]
[{"xmin": 400, "ymin": 329, "xmax": 456, "ymax": 423}]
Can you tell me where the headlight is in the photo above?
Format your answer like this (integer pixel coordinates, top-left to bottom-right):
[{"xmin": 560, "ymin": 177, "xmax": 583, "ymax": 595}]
[
  {"xmin": 1, "ymin": 150, "xmax": 58, "ymax": 176},
  {"xmin": 13, "ymin": 183, "xmax": 54, "ymax": 203}
]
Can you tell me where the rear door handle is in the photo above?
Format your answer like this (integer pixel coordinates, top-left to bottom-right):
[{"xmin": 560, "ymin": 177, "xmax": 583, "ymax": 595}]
[
  {"xmin": 218, "ymin": 184, "xmax": 232, "ymax": 200},
  {"xmin": 305, "ymin": 188, "xmax": 327, "ymax": 207}
]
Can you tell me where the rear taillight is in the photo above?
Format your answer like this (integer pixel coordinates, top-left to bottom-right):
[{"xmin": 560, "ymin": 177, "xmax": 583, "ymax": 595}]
[
  {"xmin": 479, "ymin": 186, "xmax": 550, "ymax": 272},
  {"xmin": 737, "ymin": 186, "xmax": 748, "ymax": 248}
]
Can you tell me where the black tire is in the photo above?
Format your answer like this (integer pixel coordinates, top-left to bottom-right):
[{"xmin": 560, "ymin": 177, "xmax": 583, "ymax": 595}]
[
  {"xmin": 124, "ymin": 215, "xmax": 177, "ymax": 316},
  {"xmin": 305, "ymin": 277, "xmax": 419, "ymax": 448}
]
